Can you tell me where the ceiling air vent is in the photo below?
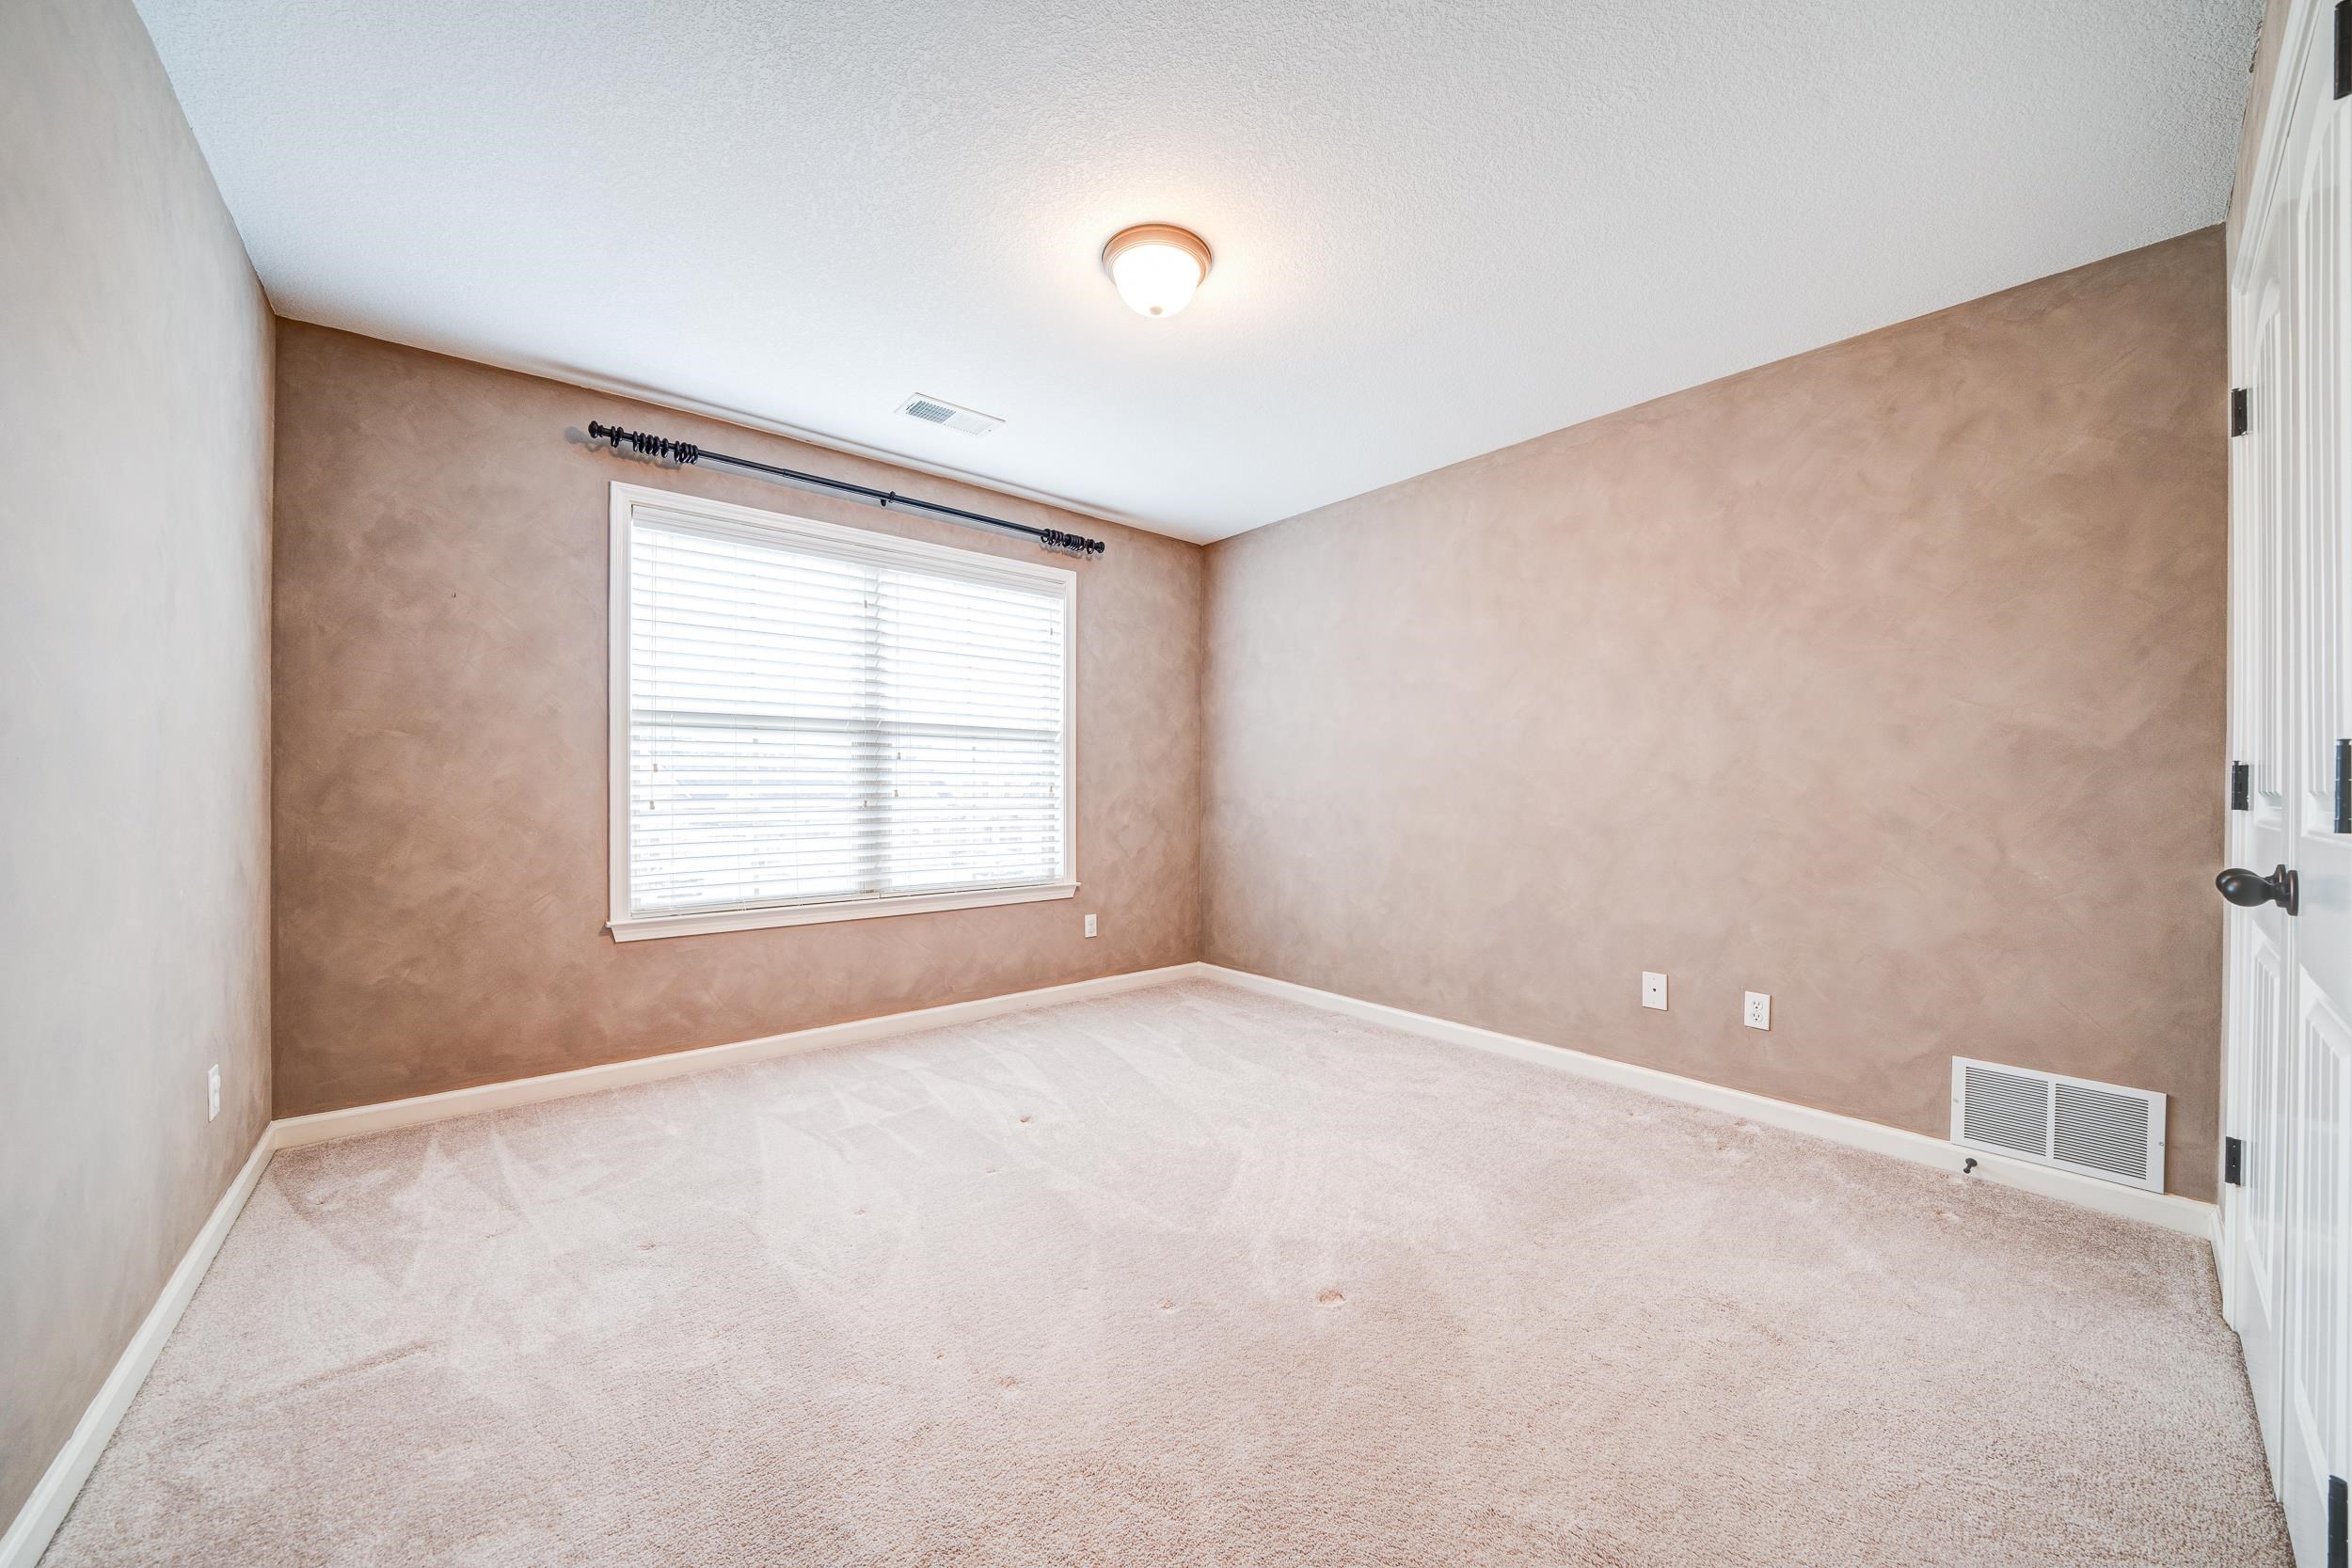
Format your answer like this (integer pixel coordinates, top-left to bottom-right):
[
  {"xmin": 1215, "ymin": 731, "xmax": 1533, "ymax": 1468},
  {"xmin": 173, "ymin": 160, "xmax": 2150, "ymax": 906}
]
[
  {"xmin": 896, "ymin": 393, "xmax": 1003, "ymax": 437},
  {"xmin": 1951, "ymin": 1058, "xmax": 2166, "ymax": 1192}
]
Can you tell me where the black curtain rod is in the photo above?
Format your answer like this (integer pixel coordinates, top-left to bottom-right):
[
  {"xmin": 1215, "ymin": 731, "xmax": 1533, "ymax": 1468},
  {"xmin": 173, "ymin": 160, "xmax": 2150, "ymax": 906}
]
[{"xmin": 583, "ymin": 421, "xmax": 1106, "ymax": 560}]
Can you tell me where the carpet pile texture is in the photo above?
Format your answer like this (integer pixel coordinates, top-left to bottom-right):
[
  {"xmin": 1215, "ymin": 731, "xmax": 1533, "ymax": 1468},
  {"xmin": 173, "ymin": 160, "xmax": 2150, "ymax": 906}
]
[{"xmin": 44, "ymin": 981, "xmax": 2286, "ymax": 1565}]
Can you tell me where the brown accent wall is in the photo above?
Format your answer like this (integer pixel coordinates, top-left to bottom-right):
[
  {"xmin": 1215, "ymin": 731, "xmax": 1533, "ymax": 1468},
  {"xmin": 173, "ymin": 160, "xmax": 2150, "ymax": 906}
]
[
  {"xmin": 0, "ymin": 0, "xmax": 275, "ymax": 1524},
  {"xmin": 271, "ymin": 325, "xmax": 1202, "ymax": 1117},
  {"xmin": 1201, "ymin": 230, "xmax": 2228, "ymax": 1200}
]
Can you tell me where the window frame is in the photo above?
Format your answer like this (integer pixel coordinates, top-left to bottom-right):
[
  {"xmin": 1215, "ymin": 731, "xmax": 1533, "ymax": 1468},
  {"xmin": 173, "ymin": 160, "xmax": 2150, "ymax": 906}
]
[{"xmin": 605, "ymin": 481, "xmax": 1078, "ymax": 942}]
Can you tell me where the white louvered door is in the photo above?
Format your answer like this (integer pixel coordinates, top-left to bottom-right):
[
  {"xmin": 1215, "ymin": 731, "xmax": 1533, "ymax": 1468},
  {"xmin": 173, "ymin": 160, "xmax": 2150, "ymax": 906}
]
[
  {"xmin": 2224, "ymin": 8, "xmax": 2352, "ymax": 1561},
  {"xmin": 2280, "ymin": 20, "xmax": 2351, "ymax": 1562}
]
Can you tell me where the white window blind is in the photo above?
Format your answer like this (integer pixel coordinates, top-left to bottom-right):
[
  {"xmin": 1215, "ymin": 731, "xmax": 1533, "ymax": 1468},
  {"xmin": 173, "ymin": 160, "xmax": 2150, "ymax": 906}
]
[{"xmin": 610, "ymin": 486, "xmax": 1075, "ymax": 939}]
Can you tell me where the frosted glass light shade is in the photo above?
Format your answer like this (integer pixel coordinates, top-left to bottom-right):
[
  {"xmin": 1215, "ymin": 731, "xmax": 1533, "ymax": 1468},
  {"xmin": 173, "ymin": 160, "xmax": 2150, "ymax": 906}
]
[{"xmin": 1102, "ymin": 225, "xmax": 1213, "ymax": 318}]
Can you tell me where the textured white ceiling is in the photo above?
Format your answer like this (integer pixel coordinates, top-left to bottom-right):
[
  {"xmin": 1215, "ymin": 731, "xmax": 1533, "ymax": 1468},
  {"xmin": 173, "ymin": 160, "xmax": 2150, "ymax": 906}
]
[{"xmin": 135, "ymin": 0, "xmax": 2258, "ymax": 543}]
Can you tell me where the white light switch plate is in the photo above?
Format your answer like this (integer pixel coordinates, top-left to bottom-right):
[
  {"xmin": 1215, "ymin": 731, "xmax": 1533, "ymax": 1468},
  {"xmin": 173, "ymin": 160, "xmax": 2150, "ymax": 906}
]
[
  {"xmin": 1743, "ymin": 991, "xmax": 1771, "ymax": 1031},
  {"xmin": 1084, "ymin": 913, "xmax": 1098, "ymax": 938},
  {"xmin": 207, "ymin": 1064, "xmax": 221, "ymax": 1121},
  {"xmin": 1641, "ymin": 972, "xmax": 1667, "ymax": 1010}
]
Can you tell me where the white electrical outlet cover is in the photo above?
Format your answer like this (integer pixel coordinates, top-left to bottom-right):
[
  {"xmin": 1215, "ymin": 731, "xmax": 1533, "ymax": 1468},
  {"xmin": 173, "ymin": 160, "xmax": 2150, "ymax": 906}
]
[
  {"xmin": 207, "ymin": 1064, "xmax": 221, "ymax": 1121},
  {"xmin": 1642, "ymin": 972, "xmax": 1667, "ymax": 1010},
  {"xmin": 1744, "ymin": 991, "xmax": 1771, "ymax": 1031},
  {"xmin": 1084, "ymin": 913, "xmax": 1098, "ymax": 938}
]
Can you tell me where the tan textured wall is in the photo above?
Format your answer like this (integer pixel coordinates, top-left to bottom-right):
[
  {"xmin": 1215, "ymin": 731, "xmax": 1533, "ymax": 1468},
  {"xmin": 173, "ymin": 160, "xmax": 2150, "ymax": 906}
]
[
  {"xmin": 1202, "ymin": 230, "xmax": 2228, "ymax": 1201},
  {"xmin": 0, "ymin": 0, "xmax": 275, "ymax": 1524},
  {"xmin": 271, "ymin": 324, "xmax": 1202, "ymax": 1117}
]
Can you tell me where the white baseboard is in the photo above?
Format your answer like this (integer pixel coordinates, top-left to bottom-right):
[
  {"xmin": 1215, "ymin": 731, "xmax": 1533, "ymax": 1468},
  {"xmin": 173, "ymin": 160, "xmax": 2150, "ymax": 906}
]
[
  {"xmin": 275, "ymin": 963, "xmax": 1201, "ymax": 1148},
  {"xmin": 1200, "ymin": 964, "xmax": 2217, "ymax": 1238},
  {"xmin": 2211, "ymin": 1202, "xmax": 2237, "ymax": 1325},
  {"xmin": 278, "ymin": 955, "xmax": 2222, "ymax": 1232},
  {"xmin": 0, "ymin": 1122, "xmax": 278, "ymax": 1568}
]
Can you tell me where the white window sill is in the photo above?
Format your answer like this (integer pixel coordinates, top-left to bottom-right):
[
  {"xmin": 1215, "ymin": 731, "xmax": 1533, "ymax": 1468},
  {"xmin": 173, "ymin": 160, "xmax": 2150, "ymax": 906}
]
[{"xmin": 608, "ymin": 881, "xmax": 1078, "ymax": 942}]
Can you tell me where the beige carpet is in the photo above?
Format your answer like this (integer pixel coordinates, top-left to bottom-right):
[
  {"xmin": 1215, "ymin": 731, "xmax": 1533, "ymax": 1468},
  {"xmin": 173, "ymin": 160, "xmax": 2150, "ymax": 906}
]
[{"xmin": 44, "ymin": 981, "xmax": 2286, "ymax": 1566}]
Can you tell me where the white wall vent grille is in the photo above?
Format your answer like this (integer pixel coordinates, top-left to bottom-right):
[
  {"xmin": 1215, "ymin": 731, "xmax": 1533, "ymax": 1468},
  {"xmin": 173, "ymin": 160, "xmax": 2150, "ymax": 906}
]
[
  {"xmin": 897, "ymin": 393, "xmax": 1003, "ymax": 436},
  {"xmin": 1950, "ymin": 1058, "xmax": 2166, "ymax": 1193}
]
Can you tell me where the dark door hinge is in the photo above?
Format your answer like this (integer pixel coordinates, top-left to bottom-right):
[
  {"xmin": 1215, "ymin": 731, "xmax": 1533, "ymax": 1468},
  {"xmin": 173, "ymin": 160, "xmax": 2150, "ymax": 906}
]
[
  {"xmin": 2233, "ymin": 761, "xmax": 2251, "ymax": 811},
  {"xmin": 2224, "ymin": 1136, "xmax": 2244, "ymax": 1186},
  {"xmin": 2336, "ymin": 1, "xmax": 2349, "ymax": 100},
  {"xmin": 2335, "ymin": 740, "xmax": 2350, "ymax": 832},
  {"xmin": 2329, "ymin": 1473, "xmax": 2345, "ymax": 1568},
  {"xmin": 2233, "ymin": 387, "xmax": 2251, "ymax": 436}
]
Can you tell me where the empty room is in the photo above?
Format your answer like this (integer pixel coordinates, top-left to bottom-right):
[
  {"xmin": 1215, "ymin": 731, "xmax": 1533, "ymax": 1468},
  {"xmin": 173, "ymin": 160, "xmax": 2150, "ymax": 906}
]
[{"xmin": 5, "ymin": 0, "xmax": 2348, "ymax": 1562}]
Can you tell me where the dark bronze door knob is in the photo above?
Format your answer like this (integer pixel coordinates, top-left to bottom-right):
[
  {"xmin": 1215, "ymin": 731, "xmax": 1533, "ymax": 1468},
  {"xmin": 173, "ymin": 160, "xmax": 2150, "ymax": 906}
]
[{"xmin": 2217, "ymin": 864, "xmax": 2298, "ymax": 915}]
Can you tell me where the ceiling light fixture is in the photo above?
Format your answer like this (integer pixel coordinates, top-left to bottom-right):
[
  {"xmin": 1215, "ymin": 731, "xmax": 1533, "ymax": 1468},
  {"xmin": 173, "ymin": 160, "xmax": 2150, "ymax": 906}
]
[{"xmin": 1101, "ymin": 224, "xmax": 1213, "ymax": 319}]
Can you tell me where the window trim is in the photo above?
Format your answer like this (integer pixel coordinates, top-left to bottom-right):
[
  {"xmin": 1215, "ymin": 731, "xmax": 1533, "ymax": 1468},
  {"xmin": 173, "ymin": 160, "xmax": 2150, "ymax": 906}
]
[{"xmin": 605, "ymin": 481, "xmax": 1078, "ymax": 942}]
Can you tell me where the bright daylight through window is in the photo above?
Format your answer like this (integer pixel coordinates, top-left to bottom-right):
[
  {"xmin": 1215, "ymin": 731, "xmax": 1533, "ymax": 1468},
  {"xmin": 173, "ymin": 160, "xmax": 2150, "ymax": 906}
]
[{"xmin": 608, "ymin": 484, "xmax": 1075, "ymax": 940}]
